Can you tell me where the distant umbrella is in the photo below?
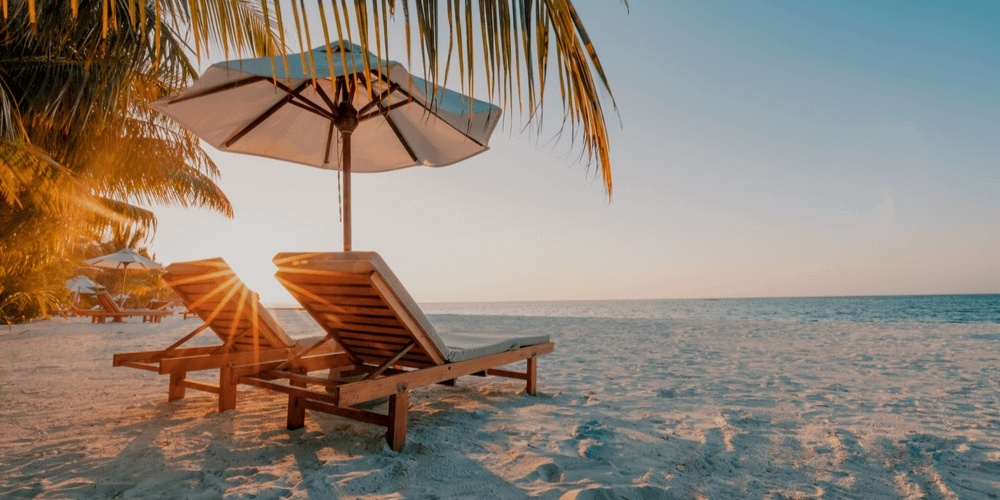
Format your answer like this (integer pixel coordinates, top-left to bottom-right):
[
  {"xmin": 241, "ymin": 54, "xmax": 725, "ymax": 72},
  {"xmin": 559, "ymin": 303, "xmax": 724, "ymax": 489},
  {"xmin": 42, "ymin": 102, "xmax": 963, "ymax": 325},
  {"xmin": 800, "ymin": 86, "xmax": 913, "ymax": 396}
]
[
  {"xmin": 65, "ymin": 276, "xmax": 99, "ymax": 304},
  {"xmin": 84, "ymin": 249, "xmax": 162, "ymax": 306}
]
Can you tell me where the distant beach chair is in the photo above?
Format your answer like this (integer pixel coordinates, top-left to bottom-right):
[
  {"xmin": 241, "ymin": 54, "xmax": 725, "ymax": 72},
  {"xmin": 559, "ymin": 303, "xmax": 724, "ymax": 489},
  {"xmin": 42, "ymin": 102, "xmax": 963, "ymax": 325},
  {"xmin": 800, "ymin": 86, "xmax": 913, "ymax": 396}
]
[
  {"xmin": 74, "ymin": 291, "xmax": 171, "ymax": 323},
  {"xmin": 112, "ymin": 258, "xmax": 334, "ymax": 412},
  {"xmin": 239, "ymin": 252, "xmax": 554, "ymax": 451}
]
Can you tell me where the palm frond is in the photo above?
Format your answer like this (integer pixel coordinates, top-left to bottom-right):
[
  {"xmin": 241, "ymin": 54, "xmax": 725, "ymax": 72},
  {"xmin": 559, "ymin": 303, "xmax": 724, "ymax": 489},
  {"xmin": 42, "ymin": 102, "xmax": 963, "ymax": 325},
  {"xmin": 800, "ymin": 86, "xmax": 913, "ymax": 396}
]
[{"xmin": 5, "ymin": 0, "xmax": 620, "ymax": 195}]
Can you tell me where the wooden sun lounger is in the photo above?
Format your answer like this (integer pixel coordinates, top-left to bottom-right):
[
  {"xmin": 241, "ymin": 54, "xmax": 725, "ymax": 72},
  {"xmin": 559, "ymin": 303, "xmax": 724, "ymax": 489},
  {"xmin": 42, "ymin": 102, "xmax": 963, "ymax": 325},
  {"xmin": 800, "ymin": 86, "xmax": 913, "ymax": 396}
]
[
  {"xmin": 73, "ymin": 305, "xmax": 125, "ymax": 323},
  {"xmin": 239, "ymin": 252, "xmax": 555, "ymax": 451},
  {"xmin": 112, "ymin": 258, "xmax": 335, "ymax": 411},
  {"xmin": 75, "ymin": 291, "xmax": 172, "ymax": 323}
]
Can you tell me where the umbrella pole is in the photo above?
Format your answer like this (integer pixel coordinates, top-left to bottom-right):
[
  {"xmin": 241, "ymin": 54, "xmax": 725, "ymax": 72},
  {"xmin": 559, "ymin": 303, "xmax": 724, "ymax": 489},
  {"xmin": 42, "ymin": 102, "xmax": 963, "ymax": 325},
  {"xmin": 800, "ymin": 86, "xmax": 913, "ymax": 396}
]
[
  {"xmin": 120, "ymin": 264, "xmax": 129, "ymax": 307},
  {"xmin": 343, "ymin": 130, "xmax": 352, "ymax": 252}
]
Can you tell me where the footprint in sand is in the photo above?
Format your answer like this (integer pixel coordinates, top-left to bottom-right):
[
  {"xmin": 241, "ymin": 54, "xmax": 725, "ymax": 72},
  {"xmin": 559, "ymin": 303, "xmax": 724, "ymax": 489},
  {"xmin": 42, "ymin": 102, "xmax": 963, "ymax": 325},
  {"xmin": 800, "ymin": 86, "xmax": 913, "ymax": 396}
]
[
  {"xmin": 573, "ymin": 421, "xmax": 613, "ymax": 440},
  {"xmin": 532, "ymin": 463, "xmax": 564, "ymax": 483},
  {"xmin": 573, "ymin": 421, "xmax": 613, "ymax": 459}
]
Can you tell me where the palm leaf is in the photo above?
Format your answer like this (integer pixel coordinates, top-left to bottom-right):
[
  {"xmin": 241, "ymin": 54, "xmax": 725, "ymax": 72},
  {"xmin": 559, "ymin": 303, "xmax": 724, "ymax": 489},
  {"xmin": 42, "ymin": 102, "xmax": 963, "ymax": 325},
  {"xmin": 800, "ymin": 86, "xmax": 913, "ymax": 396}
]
[{"xmin": 5, "ymin": 0, "xmax": 621, "ymax": 195}]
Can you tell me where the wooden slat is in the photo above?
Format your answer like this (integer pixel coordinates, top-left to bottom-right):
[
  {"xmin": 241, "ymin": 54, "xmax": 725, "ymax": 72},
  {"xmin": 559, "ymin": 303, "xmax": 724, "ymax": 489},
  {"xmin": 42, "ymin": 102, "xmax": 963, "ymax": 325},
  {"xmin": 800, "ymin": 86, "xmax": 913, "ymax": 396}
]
[
  {"xmin": 120, "ymin": 361, "xmax": 159, "ymax": 372},
  {"xmin": 325, "ymin": 314, "xmax": 405, "ymax": 328},
  {"xmin": 309, "ymin": 295, "xmax": 385, "ymax": 307},
  {"xmin": 240, "ymin": 377, "xmax": 340, "ymax": 404},
  {"xmin": 336, "ymin": 331, "xmax": 412, "ymax": 347},
  {"xmin": 159, "ymin": 346, "xmax": 323, "ymax": 374},
  {"xmin": 289, "ymin": 285, "xmax": 380, "ymax": 297},
  {"xmin": 306, "ymin": 302, "xmax": 396, "ymax": 316},
  {"xmin": 353, "ymin": 352, "xmax": 434, "ymax": 368},
  {"xmin": 305, "ymin": 303, "xmax": 395, "ymax": 317},
  {"xmin": 339, "ymin": 343, "xmax": 416, "ymax": 359},
  {"xmin": 181, "ymin": 380, "xmax": 220, "ymax": 394},
  {"xmin": 337, "ymin": 342, "xmax": 554, "ymax": 406},
  {"xmin": 336, "ymin": 323, "xmax": 409, "ymax": 336},
  {"xmin": 367, "ymin": 273, "xmax": 446, "ymax": 365},
  {"xmin": 302, "ymin": 400, "xmax": 390, "ymax": 426},
  {"xmin": 347, "ymin": 344, "xmax": 429, "ymax": 360},
  {"xmin": 266, "ymin": 369, "xmax": 339, "ymax": 388},
  {"xmin": 486, "ymin": 368, "xmax": 529, "ymax": 380},
  {"xmin": 113, "ymin": 345, "xmax": 226, "ymax": 365},
  {"xmin": 231, "ymin": 352, "xmax": 354, "ymax": 377},
  {"xmin": 277, "ymin": 271, "xmax": 372, "ymax": 286}
]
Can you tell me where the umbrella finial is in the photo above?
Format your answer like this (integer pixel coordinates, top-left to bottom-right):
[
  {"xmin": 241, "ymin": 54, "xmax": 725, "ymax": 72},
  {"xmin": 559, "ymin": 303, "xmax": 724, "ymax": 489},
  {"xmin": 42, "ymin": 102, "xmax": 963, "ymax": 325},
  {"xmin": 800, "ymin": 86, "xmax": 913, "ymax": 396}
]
[{"xmin": 334, "ymin": 102, "xmax": 359, "ymax": 133}]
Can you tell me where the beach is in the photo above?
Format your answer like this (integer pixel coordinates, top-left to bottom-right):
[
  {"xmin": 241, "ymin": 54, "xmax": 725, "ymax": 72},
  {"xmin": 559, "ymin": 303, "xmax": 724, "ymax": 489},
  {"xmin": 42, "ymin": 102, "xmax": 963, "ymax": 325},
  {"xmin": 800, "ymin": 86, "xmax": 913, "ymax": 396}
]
[{"xmin": 2, "ymin": 310, "xmax": 999, "ymax": 498}]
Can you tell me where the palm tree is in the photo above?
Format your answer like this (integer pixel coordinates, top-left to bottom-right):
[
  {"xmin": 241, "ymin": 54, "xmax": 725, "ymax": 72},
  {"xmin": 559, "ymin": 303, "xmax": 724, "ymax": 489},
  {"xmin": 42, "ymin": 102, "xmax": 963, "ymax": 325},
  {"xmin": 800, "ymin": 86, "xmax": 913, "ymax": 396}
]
[
  {"xmin": 0, "ymin": 0, "xmax": 620, "ymax": 323},
  {"xmin": 0, "ymin": 0, "xmax": 275, "ymax": 322},
  {"xmin": 5, "ymin": 0, "xmax": 620, "ymax": 194}
]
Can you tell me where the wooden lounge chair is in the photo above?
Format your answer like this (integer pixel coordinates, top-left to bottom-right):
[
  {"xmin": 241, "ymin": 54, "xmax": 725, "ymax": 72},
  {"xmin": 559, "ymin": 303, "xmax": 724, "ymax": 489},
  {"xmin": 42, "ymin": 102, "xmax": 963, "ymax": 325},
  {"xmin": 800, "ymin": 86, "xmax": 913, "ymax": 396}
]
[
  {"xmin": 72, "ymin": 304, "xmax": 119, "ymax": 323},
  {"xmin": 75, "ymin": 291, "xmax": 172, "ymax": 323},
  {"xmin": 239, "ymin": 252, "xmax": 554, "ymax": 451},
  {"xmin": 112, "ymin": 258, "xmax": 334, "ymax": 411}
]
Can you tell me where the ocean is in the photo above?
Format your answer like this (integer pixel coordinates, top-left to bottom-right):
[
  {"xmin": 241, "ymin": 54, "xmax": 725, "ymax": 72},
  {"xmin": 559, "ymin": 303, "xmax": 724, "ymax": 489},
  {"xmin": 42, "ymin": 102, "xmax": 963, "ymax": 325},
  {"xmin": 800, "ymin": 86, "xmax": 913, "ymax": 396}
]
[{"xmin": 420, "ymin": 294, "xmax": 1000, "ymax": 324}]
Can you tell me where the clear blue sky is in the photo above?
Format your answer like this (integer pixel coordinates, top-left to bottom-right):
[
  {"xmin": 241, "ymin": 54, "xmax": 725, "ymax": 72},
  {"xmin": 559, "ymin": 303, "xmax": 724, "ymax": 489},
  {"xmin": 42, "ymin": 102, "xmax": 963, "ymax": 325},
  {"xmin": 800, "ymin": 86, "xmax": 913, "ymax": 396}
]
[{"xmin": 150, "ymin": 1, "xmax": 1000, "ymax": 304}]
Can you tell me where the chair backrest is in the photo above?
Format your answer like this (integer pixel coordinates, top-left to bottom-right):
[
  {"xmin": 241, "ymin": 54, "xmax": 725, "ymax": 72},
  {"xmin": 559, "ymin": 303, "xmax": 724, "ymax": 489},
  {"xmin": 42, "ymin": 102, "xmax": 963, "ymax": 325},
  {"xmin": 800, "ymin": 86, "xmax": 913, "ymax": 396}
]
[
  {"xmin": 164, "ymin": 258, "xmax": 295, "ymax": 350},
  {"xmin": 273, "ymin": 252, "xmax": 448, "ymax": 368},
  {"xmin": 96, "ymin": 291, "xmax": 123, "ymax": 313}
]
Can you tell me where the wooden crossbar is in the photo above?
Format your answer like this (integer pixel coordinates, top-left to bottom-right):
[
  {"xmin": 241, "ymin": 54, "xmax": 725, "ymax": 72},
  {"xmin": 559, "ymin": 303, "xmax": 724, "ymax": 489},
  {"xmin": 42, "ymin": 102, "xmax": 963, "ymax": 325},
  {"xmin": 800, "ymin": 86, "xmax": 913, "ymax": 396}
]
[
  {"xmin": 302, "ymin": 400, "xmax": 391, "ymax": 427},
  {"xmin": 486, "ymin": 368, "xmax": 529, "ymax": 381},
  {"xmin": 240, "ymin": 377, "xmax": 340, "ymax": 405},
  {"xmin": 181, "ymin": 380, "xmax": 220, "ymax": 394},
  {"xmin": 337, "ymin": 342, "xmax": 554, "ymax": 407},
  {"xmin": 363, "ymin": 342, "xmax": 415, "ymax": 381},
  {"xmin": 266, "ymin": 370, "xmax": 340, "ymax": 388},
  {"xmin": 120, "ymin": 361, "xmax": 159, "ymax": 372}
]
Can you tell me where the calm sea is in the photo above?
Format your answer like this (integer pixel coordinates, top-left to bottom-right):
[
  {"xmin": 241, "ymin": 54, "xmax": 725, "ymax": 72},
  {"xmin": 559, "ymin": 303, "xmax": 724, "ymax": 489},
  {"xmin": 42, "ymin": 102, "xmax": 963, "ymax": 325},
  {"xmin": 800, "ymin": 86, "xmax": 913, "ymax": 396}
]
[{"xmin": 418, "ymin": 294, "xmax": 1000, "ymax": 324}]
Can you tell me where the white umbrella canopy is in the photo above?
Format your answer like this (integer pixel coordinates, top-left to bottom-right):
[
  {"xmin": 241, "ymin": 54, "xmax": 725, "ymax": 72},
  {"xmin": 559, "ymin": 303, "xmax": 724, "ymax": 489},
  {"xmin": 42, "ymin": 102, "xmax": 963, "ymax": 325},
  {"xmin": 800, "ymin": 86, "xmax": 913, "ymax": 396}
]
[
  {"xmin": 150, "ymin": 41, "xmax": 502, "ymax": 251},
  {"xmin": 65, "ymin": 275, "xmax": 99, "ymax": 294},
  {"xmin": 84, "ymin": 249, "xmax": 162, "ymax": 305},
  {"xmin": 65, "ymin": 276, "xmax": 96, "ymax": 304}
]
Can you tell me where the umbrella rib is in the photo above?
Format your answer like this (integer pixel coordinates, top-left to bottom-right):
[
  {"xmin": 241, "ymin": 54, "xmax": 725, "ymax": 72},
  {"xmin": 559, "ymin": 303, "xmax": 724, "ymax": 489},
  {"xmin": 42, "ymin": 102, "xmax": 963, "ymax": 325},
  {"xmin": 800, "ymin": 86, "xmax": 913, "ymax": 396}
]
[
  {"xmin": 383, "ymin": 114, "xmax": 419, "ymax": 162},
  {"xmin": 314, "ymin": 84, "xmax": 338, "ymax": 113},
  {"xmin": 357, "ymin": 96, "xmax": 412, "ymax": 122},
  {"xmin": 288, "ymin": 100, "xmax": 334, "ymax": 119},
  {"xmin": 337, "ymin": 76, "xmax": 351, "ymax": 104},
  {"xmin": 224, "ymin": 82, "xmax": 310, "ymax": 148},
  {"xmin": 356, "ymin": 83, "xmax": 397, "ymax": 116},
  {"xmin": 167, "ymin": 76, "xmax": 268, "ymax": 104},
  {"xmin": 273, "ymin": 80, "xmax": 334, "ymax": 118},
  {"xmin": 383, "ymin": 79, "xmax": 490, "ymax": 148}
]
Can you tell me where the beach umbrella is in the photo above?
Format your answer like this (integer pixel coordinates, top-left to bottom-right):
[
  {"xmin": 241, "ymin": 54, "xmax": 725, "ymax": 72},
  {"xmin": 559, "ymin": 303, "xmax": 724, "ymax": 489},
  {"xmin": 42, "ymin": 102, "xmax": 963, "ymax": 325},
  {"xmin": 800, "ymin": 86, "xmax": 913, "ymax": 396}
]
[
  {"xmin": 150, "ymin": 41, "xmax": 501, "ymax": 251},
  {"xmin": 65, "ymin": 276, "xmax": 99, "ymax": 304},
  {"xmin": 84, "ymin": 248, "xmax": 162, "ymax": 306}
]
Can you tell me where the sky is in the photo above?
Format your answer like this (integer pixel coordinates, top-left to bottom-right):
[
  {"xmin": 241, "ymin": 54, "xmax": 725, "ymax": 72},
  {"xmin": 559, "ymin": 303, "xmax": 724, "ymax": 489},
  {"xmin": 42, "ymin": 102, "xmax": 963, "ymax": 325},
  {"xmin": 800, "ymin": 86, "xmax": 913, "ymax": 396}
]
[{"xmin": 149, "ymin": 1, "xmax": 1000, "ymax": 304}]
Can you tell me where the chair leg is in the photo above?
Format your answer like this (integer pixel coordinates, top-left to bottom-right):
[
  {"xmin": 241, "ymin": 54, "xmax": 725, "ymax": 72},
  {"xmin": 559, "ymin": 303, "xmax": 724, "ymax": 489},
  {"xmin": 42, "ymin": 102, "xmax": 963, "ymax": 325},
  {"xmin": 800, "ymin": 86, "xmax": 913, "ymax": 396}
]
[
  {"xmin": 386, "ymin": 390, "xmax": 409, "ymax": 452},
  {"xmin": 286, "ymin": 394, "xmax": 306, "ymax": 430},
  {"xmin": 168, "ymin": 372, "xmax": 186, "ymax": 401},
  {"xmin": 526, "ymin": 356, "xmax": 538, "ymax": 396},
  {"xmin": 286, "ymin": 371, "xmax": 308, "ymax": 430},
  {"xmin": 218, "ymin": 366, "xmax": 237, "ymax": 412}
]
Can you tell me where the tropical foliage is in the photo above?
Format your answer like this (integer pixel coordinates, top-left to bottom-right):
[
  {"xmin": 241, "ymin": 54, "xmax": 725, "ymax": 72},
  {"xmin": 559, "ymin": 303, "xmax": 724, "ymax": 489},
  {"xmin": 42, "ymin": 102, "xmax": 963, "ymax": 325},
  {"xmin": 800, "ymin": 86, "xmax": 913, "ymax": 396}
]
[
  {"xmin": 78, "ymin": 230, "xmax": 177, "ymax": 309},
  {"xmin": 1, "ymin": 0, "xmax": 619, "ymax": 323},
  {"xmin": 0, "ymin": 0, "xmax": 274, "ymax": 323},
  {"xmin": 5, "ymin": 0, "xmax": 620, "ymax": 193}
]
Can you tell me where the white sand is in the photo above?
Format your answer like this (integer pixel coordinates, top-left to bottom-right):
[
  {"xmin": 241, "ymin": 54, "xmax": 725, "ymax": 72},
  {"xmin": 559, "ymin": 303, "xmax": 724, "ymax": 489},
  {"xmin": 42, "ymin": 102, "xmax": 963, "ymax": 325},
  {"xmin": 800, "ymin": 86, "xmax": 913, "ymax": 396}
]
[{"xmin": 1, "ymin": 312, "xmax": 999, "ymax": 498}]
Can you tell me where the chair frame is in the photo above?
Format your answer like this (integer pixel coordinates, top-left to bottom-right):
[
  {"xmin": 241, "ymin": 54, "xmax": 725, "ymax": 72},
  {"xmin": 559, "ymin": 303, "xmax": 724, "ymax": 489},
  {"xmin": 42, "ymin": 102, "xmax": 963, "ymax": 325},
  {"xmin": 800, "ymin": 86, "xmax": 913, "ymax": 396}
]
[
  {"xmin": 76, "ymin": 291, "xmax": 171, "ymax": 323},
  {"xmin": 240, "ymin": 252, "xmax": 555, "ymax": 451},
  {"xmin": 112, "ymin": 258, "xmax": 337, "ymax": 412}
]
